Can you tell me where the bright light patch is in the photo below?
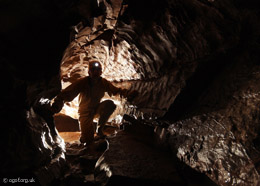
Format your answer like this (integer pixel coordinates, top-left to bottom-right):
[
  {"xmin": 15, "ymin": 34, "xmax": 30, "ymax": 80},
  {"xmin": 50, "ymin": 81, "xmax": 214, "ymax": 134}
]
[
  {"xmin": 39, "ymin": 98, "xmax": 50, "ymax": 105},
  {"xmin": 114, "ymin": 114, "xmax": 123, "ymax": 124},
  {"xmin": 41, "ymin": 132, "xmax": 52, "ymax": 150},
  {"xmin": 59, "ymin": 33, "xmax": 141, "ymax": 121},
  {"xmin": 60, "ymin": 96, "xmax": 79, "ymax": 119}
]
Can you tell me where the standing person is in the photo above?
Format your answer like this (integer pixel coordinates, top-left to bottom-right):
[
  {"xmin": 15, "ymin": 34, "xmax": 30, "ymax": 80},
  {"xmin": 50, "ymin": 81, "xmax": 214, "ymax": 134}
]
[{"xmin": 51, "ymin": 60, "xmax": 137, "ymax": 146}]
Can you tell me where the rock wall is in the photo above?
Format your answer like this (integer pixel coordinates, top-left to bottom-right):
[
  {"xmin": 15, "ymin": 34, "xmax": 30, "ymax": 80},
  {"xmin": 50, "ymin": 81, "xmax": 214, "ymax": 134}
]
[
  {"xmin": 0, "ymin": 0, "xmax": 79, "ymax": 184},
  {"xmin": 1, "ymin": 0, "xmax": 260, "ymax": 185},
  {"xmin": 60, "ymin": 0, "xmax": 258, "ymax": 119},
  {"xmin": 61, "ymin": 0, "xmax": 260, "ymax": 185},
  {"xmin": 165, "ymin": 53, "xmax": 260, "ymax": 185}
]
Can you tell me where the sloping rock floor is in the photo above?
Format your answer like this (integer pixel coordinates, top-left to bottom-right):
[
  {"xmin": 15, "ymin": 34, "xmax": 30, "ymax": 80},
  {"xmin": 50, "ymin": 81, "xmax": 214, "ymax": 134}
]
[{"xmin": 55, "ymin": 121, "xmax": 217, "ymax": 186}]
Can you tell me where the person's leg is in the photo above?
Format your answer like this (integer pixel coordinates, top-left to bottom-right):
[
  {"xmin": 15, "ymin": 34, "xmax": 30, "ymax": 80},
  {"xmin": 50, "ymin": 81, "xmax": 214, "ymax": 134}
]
[
  {"xmin": 96, "ymin": 100, "xmax": 116, "ymax": 136},
  {"xmin": 79, "ymin": 114, "xmax": 95, "ymax": 145}
]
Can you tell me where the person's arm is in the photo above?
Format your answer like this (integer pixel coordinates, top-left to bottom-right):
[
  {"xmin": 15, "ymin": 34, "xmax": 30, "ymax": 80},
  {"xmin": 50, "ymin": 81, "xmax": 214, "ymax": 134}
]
[
  {"xmin": 51, "ymin": 78, "xmax": 85, "ymax": 113},
  {"xmin": 103, "ymin": 79, "xmax": 138, "ymax": 101},
  {"xmin": 103, "ymin": 79, "xmax": 128, "ymax": 97}
]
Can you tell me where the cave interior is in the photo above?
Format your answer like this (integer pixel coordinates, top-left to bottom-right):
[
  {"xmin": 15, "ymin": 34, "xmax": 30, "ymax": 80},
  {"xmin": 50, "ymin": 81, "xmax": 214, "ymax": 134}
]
[{"xmin": 1, "ymin": 0, "xmax": 260, "ymax": 185}]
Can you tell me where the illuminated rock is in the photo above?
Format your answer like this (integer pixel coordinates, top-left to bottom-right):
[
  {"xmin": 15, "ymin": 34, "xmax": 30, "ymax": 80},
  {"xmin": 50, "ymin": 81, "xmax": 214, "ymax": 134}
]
[{"xmin": 1, "ymin": 0, "xmax": 260, "ymax": 185}]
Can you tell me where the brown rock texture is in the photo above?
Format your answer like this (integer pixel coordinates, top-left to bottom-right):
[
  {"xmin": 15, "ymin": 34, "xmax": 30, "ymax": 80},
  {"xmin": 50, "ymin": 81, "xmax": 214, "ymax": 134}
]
[{"xmin": 1, "ymin": 0, "xmax": 260, "ymax": 185}]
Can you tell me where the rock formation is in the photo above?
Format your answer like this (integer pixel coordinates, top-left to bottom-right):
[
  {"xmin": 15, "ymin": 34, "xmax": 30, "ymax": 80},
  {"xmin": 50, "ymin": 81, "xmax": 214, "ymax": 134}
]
[{"xmin": 1, "ymin": 0, "xmax": 260, "ymax": 185}]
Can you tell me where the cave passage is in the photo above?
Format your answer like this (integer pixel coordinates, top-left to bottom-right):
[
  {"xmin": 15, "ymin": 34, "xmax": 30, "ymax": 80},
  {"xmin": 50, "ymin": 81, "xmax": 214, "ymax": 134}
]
[
  {"xmin": 48, "ymin": 1, "xmax": 216, "ymax": 184},
  {"xmin": 1, "ymin": 0, "xmax": 260, "ymax": 185}
]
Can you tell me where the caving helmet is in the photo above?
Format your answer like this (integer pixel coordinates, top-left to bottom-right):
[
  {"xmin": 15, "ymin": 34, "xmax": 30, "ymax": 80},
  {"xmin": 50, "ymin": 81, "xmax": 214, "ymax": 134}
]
[{"xmin": 88, "ymin": 61, "xmax": 102, "ymax": 78}]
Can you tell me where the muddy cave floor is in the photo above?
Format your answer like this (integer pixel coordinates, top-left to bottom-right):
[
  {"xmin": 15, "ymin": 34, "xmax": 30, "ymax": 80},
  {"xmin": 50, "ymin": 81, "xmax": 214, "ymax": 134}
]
[{"xmin": 55, "ymin": 122, "xmax": 217, "ymax": 186}]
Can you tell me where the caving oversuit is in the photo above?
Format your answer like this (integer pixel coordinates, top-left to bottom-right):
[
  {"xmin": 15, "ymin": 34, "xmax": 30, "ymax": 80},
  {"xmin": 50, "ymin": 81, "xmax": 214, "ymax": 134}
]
[{"xmin": 53, "ymin": 76, "xmax": 129, "ymax": 145}]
